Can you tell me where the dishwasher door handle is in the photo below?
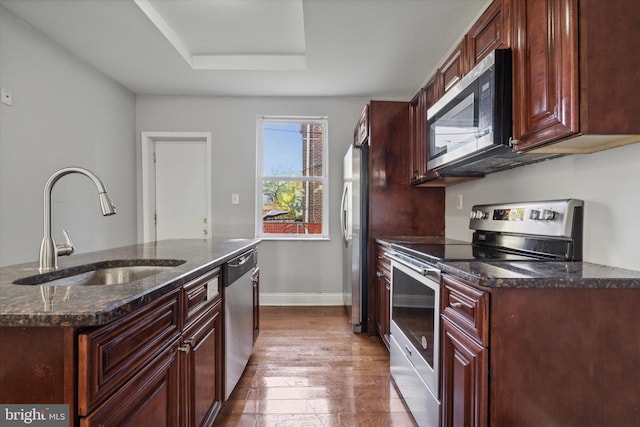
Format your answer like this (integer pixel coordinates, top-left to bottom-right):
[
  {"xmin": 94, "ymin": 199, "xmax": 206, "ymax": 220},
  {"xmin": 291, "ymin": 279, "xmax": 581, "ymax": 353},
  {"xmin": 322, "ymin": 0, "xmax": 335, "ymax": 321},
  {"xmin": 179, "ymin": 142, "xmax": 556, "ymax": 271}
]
[{"xmin": 228, "ymin": 249, "xmax": 254, "ymax": 267}]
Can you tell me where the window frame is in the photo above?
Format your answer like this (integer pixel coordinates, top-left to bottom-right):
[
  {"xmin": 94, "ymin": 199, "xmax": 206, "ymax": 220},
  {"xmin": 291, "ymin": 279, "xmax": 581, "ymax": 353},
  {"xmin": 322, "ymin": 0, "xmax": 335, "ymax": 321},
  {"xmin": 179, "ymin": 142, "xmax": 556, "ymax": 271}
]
[{"xmin": 256, "ymin": 115, "xmax": 329, "ymax": 240}]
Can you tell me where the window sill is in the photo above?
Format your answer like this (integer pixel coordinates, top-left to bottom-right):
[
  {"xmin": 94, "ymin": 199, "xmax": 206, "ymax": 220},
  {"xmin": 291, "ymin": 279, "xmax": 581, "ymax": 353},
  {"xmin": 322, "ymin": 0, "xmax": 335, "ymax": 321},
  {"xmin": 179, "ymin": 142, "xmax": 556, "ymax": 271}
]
[{"xmin": 258, "ymin": 236, "xmax": 330, "ymax": 241}]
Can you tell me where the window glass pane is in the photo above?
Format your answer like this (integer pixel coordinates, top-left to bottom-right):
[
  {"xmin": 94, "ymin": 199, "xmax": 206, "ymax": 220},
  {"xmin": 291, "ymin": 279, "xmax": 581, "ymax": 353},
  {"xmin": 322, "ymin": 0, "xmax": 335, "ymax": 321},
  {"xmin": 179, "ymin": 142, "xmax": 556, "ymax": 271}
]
[
  {"xmin": 262, "ymin": 122, "xmax": 324, "ymax": 177},
  {"xmin": 261, "ymin": 180, "xmax": 323, "ymax": 235}
]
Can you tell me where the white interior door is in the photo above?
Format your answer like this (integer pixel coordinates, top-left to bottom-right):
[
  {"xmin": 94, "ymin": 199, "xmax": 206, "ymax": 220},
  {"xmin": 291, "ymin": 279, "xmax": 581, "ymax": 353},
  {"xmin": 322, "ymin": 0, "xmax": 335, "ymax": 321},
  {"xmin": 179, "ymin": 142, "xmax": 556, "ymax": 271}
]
[{"xmin": 155, "ymin": 140, "xmax": 208, "ymax": 240}]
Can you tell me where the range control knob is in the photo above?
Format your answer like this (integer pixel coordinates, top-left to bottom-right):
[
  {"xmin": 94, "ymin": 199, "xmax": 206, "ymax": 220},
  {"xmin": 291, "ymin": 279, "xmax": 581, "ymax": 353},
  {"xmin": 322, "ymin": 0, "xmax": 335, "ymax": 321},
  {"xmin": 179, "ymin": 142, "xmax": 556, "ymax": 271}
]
[
  {"xmin": 529, "ymin": 209, "xmax": 541, "ymax": 220},
  {"xmin": 470, "ymin": 210, "xmax": 488, "ymax": 220},
  {"xmin": 541, "ymin": 209, "xmax": 556, "ymax": 220}
]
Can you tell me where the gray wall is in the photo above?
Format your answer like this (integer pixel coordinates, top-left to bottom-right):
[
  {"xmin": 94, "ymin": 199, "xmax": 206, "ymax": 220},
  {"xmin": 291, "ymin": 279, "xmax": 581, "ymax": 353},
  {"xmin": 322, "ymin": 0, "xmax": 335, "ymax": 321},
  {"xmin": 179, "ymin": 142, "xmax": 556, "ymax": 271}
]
[
  {"xmin": 0, "ymin": 7, "xmax": 137, "ymax": 267},
  {"xmin": 444, "ymin": 142, "xmax": 640, "ymax": 271},
  {"xmin": 136, "ymin": 95, "xmax": 368, "ymax": 304}
]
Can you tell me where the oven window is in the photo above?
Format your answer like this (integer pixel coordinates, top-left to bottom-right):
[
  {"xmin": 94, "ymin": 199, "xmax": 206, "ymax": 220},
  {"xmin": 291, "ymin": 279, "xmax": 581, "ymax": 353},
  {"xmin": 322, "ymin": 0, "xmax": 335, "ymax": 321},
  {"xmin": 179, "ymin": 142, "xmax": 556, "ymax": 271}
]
[{"xmin": 392, "ymin": 266, "xmax": 436, "ymax": 368}]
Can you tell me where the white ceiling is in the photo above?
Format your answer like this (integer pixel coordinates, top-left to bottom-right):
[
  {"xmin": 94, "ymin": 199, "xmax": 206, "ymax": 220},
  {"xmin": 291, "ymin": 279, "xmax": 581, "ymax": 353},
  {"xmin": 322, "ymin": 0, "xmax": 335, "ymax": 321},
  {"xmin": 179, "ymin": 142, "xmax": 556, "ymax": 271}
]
[{"xmin": 0, "ymin": 0, "xmax": 491, "ymax": 98}]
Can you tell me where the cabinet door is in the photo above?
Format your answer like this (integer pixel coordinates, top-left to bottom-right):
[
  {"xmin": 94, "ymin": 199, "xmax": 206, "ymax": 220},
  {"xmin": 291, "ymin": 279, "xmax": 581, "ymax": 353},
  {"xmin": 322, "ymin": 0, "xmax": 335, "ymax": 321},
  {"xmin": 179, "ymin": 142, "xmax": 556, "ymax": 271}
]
[
  {"xmin": 355, "ymin": 104, "xmax": 369, "ymax": 147},
  {"xmin": 437, "ymin": 40, "xmax": 467, "ymax": 94},
  {"xmin": 80, "ymin": 346, "xmax": 180, "ymax": 427},
  {"xmin": 78, "ymin": 290, "xmax": 181, "ymax": 415},
  {"xmin": 373, "ymin": 243, "xmax": 391, "ymax": 348},
  {"xmin": 511, "ymin": 0, "xmax": 579, "ymax": 150},
  {"xmin": 466, "ymin": 0, "xmax": 510, "ymax": 68},
  {"xmin": 409, "ymin": 82, "xmax": 435, "ymax": 184},
  {"xmin": 182, "ymin": 302, "xmax": 223, "ymax": 427},
  {"xmin": 441, "ymin": 318, "xmax": 488, "ymax": 427},
  {"xmin": 409, "ymin": 91, "xmax": 424, "ymax": 184}
]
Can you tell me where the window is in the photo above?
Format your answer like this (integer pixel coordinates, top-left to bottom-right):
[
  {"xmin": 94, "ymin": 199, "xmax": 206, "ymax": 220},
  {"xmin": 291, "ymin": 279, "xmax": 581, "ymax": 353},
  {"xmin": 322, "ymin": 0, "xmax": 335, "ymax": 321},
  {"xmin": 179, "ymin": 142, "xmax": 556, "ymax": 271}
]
[{"xmin": 257, "ymin": 116, "xmax": 328, "ymax": 239}]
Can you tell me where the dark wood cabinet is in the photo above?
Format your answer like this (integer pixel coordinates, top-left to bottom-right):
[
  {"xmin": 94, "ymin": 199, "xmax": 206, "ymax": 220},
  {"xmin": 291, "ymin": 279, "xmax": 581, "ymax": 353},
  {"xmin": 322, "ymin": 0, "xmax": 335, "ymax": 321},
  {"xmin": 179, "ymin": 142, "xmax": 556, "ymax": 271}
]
[
  {"xmin": 510, "ymin": 0, "xmax": 579, "ymax": 151},
  {"xmin": 78, "ymin": 289, "xmax": 182, "ymax": 417},
  {"xmin": 440, "ymin": 275, "xmax": 488, "ymax": 427},
  {"xmin": 80, "ymin": 347, "xmax": 181, "ymax": 427},
  {"xmin": 466, "ymin": 0, "xmax": 510, "ymax": 68},
  {"xmin": 437, "ymin": 40, "xmax": 467, "ymax": 95},
  {"xmin": 354, "ymin": 104, "xmax": 369, "ymax": 147},
  {"xmin": 441, "ymin": 317, "xmax": 487, "ymax": 427},
  {"xmin": 409, "ymin": 78, "xmax": 438, "ymax": 185},
  {"xmin": 441, "ymin": 272, "xmax": 640, "ymax": 426},
  {"xmin": 409, "ymin": 89, "xmax": 426, "ymax": 184},
  {"xmin": 511, "ymin": 0, "xmax": 640, "ymax": 152},
  {"xmin": 0, "ymin": 266, "xmax": 226, "ymax": 427},
  {"xmin": 373, "ymin": 241, "xmax": 391, "ymax": 349},
  {"xmin": 363, "ymin": 101, "xmax": 445, "ymax": 334},
  {"xmin": 181, "ymin": 302, "xmax": 222, "ymax": 427}
]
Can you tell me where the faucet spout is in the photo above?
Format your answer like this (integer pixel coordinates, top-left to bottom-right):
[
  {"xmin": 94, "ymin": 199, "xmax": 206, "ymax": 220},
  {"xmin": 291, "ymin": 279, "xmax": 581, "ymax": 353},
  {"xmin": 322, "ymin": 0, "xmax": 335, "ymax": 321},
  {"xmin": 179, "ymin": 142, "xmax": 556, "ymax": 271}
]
[{"xmin": 39, "ymin": 167, "xmax": 117, "ymax": 272}]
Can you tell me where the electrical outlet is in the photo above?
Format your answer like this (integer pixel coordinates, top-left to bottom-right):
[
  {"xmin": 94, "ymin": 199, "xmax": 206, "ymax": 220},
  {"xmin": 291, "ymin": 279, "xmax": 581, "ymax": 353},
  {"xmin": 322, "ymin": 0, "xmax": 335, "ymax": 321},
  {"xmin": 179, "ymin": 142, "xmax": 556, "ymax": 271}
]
[
  {"xmin": 456, "ymin": 193, "xmax": 464, "ymax": 210},
  {"xmin": 231, "ymin": 193, "xmax": 239, "ymax": 204},
  {"xmin": 1, "ymin": 88, "xmax": 13, "ymax": 106}
]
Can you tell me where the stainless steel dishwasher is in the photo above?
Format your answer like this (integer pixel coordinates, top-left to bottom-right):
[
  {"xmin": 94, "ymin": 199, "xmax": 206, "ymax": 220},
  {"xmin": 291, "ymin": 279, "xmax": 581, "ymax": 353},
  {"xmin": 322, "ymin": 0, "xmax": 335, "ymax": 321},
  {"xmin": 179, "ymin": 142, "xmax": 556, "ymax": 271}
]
[{"xmin": 224, "ymin": 248, "xmax": 256, "ymax": 400}]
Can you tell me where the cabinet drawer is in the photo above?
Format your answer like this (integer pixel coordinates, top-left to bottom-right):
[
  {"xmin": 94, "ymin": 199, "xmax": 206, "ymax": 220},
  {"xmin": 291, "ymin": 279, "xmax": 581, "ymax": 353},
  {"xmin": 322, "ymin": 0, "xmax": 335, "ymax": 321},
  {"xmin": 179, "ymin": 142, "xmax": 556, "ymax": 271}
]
[
  {"xmin": 80, "ymin": 343, "xmax": 180, "ymax": 427},
  {"xmin": 183, "ymin": 267, "xmax": 221, "ymax": 327},
  {"xmin": 441, "ymin": 275, "xmax": 488, "ymax": 346},
  {"xmin": 78, "ymin": 289, "xmax": 181, "ymax": 415}
]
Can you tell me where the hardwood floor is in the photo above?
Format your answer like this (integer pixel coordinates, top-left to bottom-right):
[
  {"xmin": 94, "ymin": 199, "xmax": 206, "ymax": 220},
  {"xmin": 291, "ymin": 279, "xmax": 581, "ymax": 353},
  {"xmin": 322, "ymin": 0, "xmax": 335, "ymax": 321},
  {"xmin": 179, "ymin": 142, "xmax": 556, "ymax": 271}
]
[{"xmin": 215, "ymin": 306, "xmax": 418, "ymax": 426}]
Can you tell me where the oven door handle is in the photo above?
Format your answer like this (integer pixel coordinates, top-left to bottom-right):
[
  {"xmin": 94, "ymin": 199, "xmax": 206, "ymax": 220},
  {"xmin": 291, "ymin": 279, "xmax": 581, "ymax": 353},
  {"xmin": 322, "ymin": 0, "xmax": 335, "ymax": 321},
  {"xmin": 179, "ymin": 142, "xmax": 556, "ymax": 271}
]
[{"xmin": 384, "ymin": 252, "xmax": 440, "ymax": 281}]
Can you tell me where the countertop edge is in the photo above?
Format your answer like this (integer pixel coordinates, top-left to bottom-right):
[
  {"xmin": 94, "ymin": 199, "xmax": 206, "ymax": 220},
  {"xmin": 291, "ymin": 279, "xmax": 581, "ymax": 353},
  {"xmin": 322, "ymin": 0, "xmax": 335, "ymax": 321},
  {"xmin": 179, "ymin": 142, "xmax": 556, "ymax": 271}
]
[{"xmin": 0, "ymin": 239, "xmax": 261, "ymax": 327}]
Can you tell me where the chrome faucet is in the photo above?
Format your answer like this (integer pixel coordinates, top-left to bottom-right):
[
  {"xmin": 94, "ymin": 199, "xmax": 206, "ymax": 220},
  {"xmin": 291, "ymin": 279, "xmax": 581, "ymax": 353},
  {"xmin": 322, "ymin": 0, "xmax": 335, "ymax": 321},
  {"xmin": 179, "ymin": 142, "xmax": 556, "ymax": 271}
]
[{"xmin": 39, "ymin": 167, "xmax": 116, "ymax": 272}]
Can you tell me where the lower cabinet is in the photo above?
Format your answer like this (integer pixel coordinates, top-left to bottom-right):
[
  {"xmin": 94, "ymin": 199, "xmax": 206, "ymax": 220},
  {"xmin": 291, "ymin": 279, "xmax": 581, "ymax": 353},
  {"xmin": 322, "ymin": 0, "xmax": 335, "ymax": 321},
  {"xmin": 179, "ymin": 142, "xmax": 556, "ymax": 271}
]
[
  {"xmin": 181, "ymin": 302, "xmax": 222, "ymax": 427},
  {"xmin": 373, "ymin": 241, "xmax": 391, "ymax": 349},
  {"xmin": 80, "ymin": 347, "xmax": 181, "ymax": 427},
  {"xmin": 441, "ymin": 318, "xmax": 487, "ymax": 427},
  {"xmin": 440, "ymin": 274, "xmax": 488, "ymax": 427},
  {"xmin": 441, "ymin": 272, "xmax": 640, "ymax": 426},
  {"xmin": 79, "ymin": 267, "xmax": 223, "ymax": 427}
]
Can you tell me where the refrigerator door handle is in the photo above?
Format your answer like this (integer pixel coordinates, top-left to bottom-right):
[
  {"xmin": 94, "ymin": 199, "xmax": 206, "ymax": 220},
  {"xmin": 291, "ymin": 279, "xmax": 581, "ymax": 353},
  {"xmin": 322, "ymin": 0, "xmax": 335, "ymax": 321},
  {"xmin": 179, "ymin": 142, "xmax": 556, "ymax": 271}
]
[{"xmin": 340, "ymin": 182, "xmax": 349, "ymax": 244}]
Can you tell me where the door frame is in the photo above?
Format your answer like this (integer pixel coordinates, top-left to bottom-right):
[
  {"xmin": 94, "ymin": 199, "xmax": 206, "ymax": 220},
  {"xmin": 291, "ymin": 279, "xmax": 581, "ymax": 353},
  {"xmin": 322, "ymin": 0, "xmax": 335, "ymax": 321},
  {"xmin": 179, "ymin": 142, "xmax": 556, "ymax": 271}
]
[{"xmin": 141, "ymin": 131, "xmax": 213, "ymax": 242}]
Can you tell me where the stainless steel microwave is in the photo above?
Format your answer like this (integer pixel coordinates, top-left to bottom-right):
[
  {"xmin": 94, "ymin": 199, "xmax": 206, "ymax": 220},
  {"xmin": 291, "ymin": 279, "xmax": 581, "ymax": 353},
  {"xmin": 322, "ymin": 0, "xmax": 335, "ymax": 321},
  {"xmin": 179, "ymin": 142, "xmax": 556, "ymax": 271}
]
[{"xmin": 427, "ymin": 49, "xmax": 513, "ymax": 173}]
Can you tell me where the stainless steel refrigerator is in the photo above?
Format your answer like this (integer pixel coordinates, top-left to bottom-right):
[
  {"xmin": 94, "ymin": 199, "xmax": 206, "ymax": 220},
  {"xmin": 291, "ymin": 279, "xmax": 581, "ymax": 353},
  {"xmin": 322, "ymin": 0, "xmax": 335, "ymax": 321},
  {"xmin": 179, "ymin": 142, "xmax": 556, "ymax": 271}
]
[{"xmin": 340, "ymin": 144, "xmax": 368, "ymax": 333}]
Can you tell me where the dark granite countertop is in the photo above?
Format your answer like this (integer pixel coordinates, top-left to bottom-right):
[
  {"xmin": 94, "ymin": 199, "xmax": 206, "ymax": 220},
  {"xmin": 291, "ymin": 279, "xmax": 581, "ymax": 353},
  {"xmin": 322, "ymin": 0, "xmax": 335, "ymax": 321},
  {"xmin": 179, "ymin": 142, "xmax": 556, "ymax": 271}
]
[
  {"xmin": 0, "ymin": 238, "xmax": 260, "ymax": 327},
  {"xmin": 438, "ymin": 260, "xmax": 640, "ymax": 289}
]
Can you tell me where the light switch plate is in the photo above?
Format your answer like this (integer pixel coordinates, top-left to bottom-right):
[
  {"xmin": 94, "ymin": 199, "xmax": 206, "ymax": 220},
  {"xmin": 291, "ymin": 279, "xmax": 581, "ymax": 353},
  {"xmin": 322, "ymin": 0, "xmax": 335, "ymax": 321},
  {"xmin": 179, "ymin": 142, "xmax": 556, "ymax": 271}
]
[
  {"xmin": 232, "ymin": 193, "xmax": 239, "ymax": 204},
  {"xmin": 1, "ymin": 88, "xmax": 13, "ymax": 106}
]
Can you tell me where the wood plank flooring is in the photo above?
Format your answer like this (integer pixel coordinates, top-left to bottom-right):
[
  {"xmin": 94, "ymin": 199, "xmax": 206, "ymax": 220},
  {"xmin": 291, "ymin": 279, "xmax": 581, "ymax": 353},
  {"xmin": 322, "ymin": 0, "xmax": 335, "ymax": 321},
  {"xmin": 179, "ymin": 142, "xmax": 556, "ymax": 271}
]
[{"xmin": 215, "ymin": 306, "xmax": 418, "ymax": 426}]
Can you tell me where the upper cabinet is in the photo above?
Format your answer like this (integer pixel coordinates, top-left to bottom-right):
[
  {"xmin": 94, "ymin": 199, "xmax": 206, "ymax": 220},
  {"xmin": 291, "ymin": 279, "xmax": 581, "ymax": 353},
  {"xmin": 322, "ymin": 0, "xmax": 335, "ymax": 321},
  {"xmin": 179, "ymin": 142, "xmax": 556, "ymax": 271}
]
[
  {"xmin": 510, "ymin": 0, "xmax": 578, "ymax": 151},
  {"xmin": 436, "ymin": 40, "xmax": 467, "ymax": 96},
  {"xmin": 466, "ymin": 0, "xmax": 510, "ymax": 68},
  {"xmin": 511, "ymin": 0, "xmax": 640, "ymax": 153},
  {"xmin": 409, "ymin": 88, "xmax": 427, "ymax": 184},
  {"xmin": 354, "ymin": 104, "xmax": 369, "ymax": 147},
  {"xmin": 409, "ymin": 0, "xmax": 640, "ymax": 186}
]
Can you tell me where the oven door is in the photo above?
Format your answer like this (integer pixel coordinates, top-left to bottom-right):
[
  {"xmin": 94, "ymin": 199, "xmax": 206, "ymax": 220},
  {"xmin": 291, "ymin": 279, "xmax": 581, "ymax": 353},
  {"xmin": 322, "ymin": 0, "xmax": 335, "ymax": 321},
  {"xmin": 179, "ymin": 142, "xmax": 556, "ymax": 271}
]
[{"xmin": 389, "ymin": 258, "xmax": 441, "ymax": 398}]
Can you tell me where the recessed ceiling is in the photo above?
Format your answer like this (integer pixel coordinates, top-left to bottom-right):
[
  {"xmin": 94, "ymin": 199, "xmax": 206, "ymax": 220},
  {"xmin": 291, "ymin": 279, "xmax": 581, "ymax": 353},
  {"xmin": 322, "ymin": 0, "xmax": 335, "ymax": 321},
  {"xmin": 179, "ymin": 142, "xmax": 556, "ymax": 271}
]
[
  {"xmin": 0, "ymin": 0, "xmax": 492, "ymax": 98},
  {"xmin": 136, "ymin": 0, "xmax": 307, "ymax": 70}
]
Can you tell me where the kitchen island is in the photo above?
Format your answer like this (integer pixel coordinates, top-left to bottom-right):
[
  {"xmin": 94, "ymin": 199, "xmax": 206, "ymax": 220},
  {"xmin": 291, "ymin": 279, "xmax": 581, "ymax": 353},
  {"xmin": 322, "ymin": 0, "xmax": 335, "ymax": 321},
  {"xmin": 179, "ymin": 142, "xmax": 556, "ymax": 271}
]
[{"xmin": 0, "ymin": 238, "xmax": 260, "ymax": 427}]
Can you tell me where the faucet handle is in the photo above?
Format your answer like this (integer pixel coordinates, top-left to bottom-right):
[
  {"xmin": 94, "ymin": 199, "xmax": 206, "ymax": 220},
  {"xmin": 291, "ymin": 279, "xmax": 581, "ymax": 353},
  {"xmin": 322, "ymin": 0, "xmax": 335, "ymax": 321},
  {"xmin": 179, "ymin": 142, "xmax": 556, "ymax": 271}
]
[{"xmin": 56, "ymin": 229, "xmax": 75, "ymax": 257}]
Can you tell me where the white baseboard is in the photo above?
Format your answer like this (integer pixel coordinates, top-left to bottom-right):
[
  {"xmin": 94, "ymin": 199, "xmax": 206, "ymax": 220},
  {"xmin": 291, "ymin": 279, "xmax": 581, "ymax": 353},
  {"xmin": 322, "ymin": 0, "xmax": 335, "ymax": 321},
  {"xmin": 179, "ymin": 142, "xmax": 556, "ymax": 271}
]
[{"xmin": 259, "ymin": 293, "xmax": 343, "ymax": 306}]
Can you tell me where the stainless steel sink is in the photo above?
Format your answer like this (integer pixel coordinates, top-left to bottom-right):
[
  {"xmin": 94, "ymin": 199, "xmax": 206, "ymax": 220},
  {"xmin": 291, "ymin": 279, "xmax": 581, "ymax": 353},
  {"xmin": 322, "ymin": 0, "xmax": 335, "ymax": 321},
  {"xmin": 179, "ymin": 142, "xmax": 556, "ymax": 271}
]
[{"xmin": 13, "ymin": 259, "xmax": 186, "ymax": 286}]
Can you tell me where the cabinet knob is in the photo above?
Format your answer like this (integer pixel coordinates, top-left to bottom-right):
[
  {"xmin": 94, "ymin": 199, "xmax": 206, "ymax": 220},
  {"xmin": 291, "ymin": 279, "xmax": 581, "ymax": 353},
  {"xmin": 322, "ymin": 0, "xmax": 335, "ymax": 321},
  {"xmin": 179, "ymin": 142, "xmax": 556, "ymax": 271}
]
[
  {"xmin": 178, "ymin": 343, "xmax": 191, "ymax": 354},
  {"xmin": 376, "ymin": 271, "xmax": 383, "ymax": 278},
  {"xmin": 450, "ymin": 302, "xmax": 463, "ymax": 308}
]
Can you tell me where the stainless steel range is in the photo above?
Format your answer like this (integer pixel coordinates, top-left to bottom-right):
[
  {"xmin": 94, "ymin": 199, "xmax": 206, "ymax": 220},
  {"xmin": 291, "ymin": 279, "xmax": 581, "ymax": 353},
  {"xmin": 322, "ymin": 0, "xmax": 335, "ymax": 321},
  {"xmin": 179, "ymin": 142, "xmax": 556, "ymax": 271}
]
[{"xmin": 386, "ymin": 199, "xmax": 583, "ymax": 427}]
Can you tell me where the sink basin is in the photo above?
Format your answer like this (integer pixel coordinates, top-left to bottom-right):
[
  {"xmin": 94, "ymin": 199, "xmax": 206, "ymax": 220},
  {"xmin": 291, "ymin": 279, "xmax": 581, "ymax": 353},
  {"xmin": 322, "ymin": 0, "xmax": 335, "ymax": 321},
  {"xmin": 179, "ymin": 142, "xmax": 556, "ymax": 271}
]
[{"xmin": 13, "ymin": 259, "xmax": 186, "ymax": 286}]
